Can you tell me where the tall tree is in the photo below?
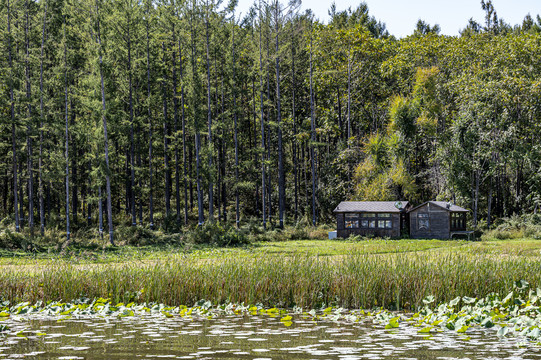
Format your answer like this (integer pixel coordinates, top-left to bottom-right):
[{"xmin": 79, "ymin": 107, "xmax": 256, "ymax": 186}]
[{"xmin": 95, "ymin": 0, "xmax": 114, "ymax": 245}]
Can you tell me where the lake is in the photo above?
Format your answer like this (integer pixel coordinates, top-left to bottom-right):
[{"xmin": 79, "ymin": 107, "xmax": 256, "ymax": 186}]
[{"xmin": 1, "ymin": 311, "xmax": 539, "ymax": 359}]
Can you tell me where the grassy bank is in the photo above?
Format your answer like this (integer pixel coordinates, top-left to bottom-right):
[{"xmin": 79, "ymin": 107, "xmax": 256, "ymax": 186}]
[{"xmin": 1, "ymin": 247, "xmax": 540, "ymax": 310}]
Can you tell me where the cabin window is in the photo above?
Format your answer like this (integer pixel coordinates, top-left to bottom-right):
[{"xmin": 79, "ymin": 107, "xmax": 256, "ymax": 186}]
[
  {"xmin": 345, "ymin": 214, "xmax": 359, "ymax": 229},
  {"xmin": 451, "ymin": 212, "xmax": 465, "ymax": 230},
  {"xmin": 358, "ymin": 213, "xmax": 393, "ymax": 229},
  {"xmin": 361, "ymin": 213, "xmax": 376, "ymax": 218},
  {"xmin": 418, "ymin": 213, "xmax": 429, "ymax": 230}
]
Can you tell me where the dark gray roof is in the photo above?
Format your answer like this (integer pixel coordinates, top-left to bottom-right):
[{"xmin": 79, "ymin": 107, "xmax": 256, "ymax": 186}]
[
  {"xmin": 333, "ymin": 201, "xmax": 409, "ymax": 213},
  {"xmin": 409, "ymin": 201, "xmax": 469, "ymax": 213}
]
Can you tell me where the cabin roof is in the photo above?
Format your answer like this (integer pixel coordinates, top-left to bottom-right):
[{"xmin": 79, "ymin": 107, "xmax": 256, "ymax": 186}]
[
  {"xmin": 333, "ymin": 201, "xmax": 409, "ymax": 213},
  {"xmin": 409, "ymin": 201, "xmax": 469, "ymax": 213}
]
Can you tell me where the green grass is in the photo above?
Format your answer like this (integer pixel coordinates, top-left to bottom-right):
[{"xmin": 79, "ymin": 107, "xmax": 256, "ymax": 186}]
[
  {"xmin": 1, "ymin": 238, "xmax": 541, "ymax": 310},
  {"xmin": 2, "ymin": 237, "xmax": 541, "ymax": 265}
]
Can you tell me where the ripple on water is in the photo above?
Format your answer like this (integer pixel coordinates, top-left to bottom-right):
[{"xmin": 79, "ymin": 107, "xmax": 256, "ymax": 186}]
[{"xmin": 0, "ymin": 312, "xmax": 540, "ymax": 360}]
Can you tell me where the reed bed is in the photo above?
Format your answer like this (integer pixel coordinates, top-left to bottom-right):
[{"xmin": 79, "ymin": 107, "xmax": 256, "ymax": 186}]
[{"xmin": 1, "ymin": 252, "xmax": 539, "ymax": 310}]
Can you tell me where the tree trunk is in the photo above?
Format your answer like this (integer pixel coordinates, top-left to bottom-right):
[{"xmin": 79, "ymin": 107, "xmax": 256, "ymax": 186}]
[
  {"xmin": 347, "ymin": 51, "xmax": 351, "ymax": 142},
  {"xmin": 63, "ymin": 16, "xmax": 71, "ymax": 242},
  {"xmin": 178, "ymin": 40, "xmax": 188, "ymax": 225},
  {"xmin": 25, "ymin": 0, "xmax": 35, "ymax": 235},
  {"xmin": 96, "ymin": 0, "xmax": 115, "ymax": 245},
  {"xmin": 309, "ymin": 25, "xmax": 317, "ymax": 226},
  {"xmin": 128, "ymin": 13, "xmax": 136, "ymax": 226},
  {"xmin": 291, "ymin": 44, "xmax": 298, "ymax": 221},
  {"xmin": 205, "ymin": 0, "xmax": 214, "ymax": 221},
  {"xmin": 274, "ymin": 5, "xmax": 285, "ymax": 229},
  {"xmin": 146, "ymin": 2, "xmax": 154, "ymax": 229},
  {"xmin": 258, "ymin": 4, "xmax": 266, "ymax": 229},
  {"xmin": 232, "ymin": 17, "xmax": 239, "ymax": 227},
  {"xmin": 162, "ymin": 42, "xmax": 171, "ymax": 218},
  {"xmin": 39, "ymin": 0, "xmax": 48, "ymax": 235},
  {"xmin": 172, "ymin": 27, "xmax": 181, "ymax": 225},
  {"xmin": 190, "ymin": 3, "xmax": 204, "ymax": 225}
]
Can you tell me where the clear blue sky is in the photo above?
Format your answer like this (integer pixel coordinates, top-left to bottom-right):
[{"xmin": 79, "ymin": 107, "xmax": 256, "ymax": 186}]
[{"xmin": 235, "ymin": 0, "xmax": 540, "ymax": 37}]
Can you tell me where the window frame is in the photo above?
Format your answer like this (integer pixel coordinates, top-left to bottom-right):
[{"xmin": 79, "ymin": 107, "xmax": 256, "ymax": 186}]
[
  {"xmin": 358, "ymin": 213, "xmax": 393, "ymax": 229},
  {"xmin": 418, "ymin": 213, "xmax": 429, "ymax": 230},
  {"xmin": 344, "ymin": 213, "xmax": 359, "ymax": 229}
]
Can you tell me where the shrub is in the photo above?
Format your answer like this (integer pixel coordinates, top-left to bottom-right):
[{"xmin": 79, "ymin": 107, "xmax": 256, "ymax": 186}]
[
  {"xmin": 0, "ymin": 229, "xmax": 31, "ymax": 251},
  {"xmin": 185, "ymin": 222, "xmax": 249, "ymax": 247},
  {"xmin": 481, "ymin": 214, "xmax": 541, "ymax": 240}
]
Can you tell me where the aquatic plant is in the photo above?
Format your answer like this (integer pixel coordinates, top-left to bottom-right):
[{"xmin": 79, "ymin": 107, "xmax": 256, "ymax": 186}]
[{"xmin": 1, "ymin": 252, "xmax": 541, "ymax": 311}]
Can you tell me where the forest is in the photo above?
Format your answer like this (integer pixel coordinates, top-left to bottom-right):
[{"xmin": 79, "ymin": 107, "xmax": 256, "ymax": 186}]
[{"xmin": 1, "ymin": 0, "xmax": 541, "ymax": 244}]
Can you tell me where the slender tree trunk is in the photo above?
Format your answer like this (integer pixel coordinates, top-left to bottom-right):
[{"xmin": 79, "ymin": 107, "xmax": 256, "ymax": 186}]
[
  {"xmin": 257, "ymin": 6, "xmax": 266, "ymax": 229},
  {"xmin": 265, "ymin": 24, "xmax": 272, "ymax": 227},
  {"xmin": 291, "ymin": 44, "xmax": 298, "ymax": 222},
  {"xmin": 274, "ymin": 6, "xmax": 285, "ymax": 229},
  {"xmin": 96, "ymin": 0, "xmax": 115, "ymax": 245},
  {"xmin": 309, "ymin": 25, "xmax": 317, "ymax": 226},
  {"xmin": 473, "ymin": 169, "xmax": 479, "ymax": 228},
  {"xmin": 25, "ymin": 0, "xmax": 35, "ymax": 235},
  {"xmin": 347, "ymin": 51, "xmax": 351, "ymax": 142},
  {"xmin": 487, "ymin": 179, "xmax": 493, "ymax": 228},
  {"xmin": 205, "ymin": 0, "xmax": 214, "ymax": 221},
  {"xmin": 63, "ymin": 16, "xmax": 71, "ymax": 242},
  {"xmin": 232, "ymin": 17, "xmax": 239, "ymax": 228},
  {"xmin": 178, "ymin": 40, "xmax": 188, "ymax": 225},
  {"xmin": 162, "ymin": 42, "xmax": 171, "ymax": 218},
  {"xmin": 219, "ymin": 71, "xmax": 227, "ymax": 222},
  {"xmin": 190, "ymin": 3, "xmax": 204, "ymax": 225},
  {"xmin": 87, "ymin": 160, "xmax": 92, "ymax": 225},
  {"xmin": 71, "ymin": 99, "xmax": 78, "ymax": 226},
  {"xmin": 98, "ymin": 186, "xmax": 104, "ymax": 239},
  {"xmin": 146, "ymin": 3, "xmax": 154, "ymax": 229},
  {"xmin": 252, "ymin": 76, "xmax": 260, "ymax": 217},
  {"xmin": 172, "ymin": 27, "xmax": 181, "ymax": 225},
  {"xmin": 128, "ymin": 14, "xmax": 136, "ymax": 226},
  {"xmin": 39, "ymin": 1, "xmax": 48, "ymax": 235}
]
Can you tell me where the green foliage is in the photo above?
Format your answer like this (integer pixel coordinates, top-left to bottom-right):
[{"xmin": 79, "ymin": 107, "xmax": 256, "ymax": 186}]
[
  {"xmin": 185, "ymin": 222, "xmax": 249, "ymax": 247},
  {"xmin": 481, "ymin": 214, "xmax": 541, "ymax": 240},
  {"xmin": 0, "ymin": 230, "xmax": 29, "ymax": 251}
]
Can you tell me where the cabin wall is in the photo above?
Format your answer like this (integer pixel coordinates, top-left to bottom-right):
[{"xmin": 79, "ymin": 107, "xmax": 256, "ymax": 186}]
[
  {"xmin": 410, "ymin": 204, "xmax": 450, "ymax": 239},
  {"xmin": 336, "ymin": 212, "xmax": 401, "ymax": 238}
]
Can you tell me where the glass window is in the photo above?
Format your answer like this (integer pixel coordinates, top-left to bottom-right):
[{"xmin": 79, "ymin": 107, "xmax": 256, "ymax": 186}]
[
  {"xmin": 369, "ymin": 220, "xmax": 376, "ymax": 228},
  {"xmin": 418, "ymin": 219, "xmax": 429, "ymax": 230},
  {"xmin": 345, "ymin": 214, "xmax": 359, "ymax": 229},
  {"xmin": 361, "ymin": 220, "xmax": 369, "ymax": 228},
  {"xmin": 451, "ymin": 213, "xmax": 465, "ymax": 229},
  {"xmin": 385, "ymin": 220, "xmax": 392, "ymax": 229},
  {"xmin": 418, "ymin": 213, "xmax": 429, "ymax": 219},
  {"xmin": 378, "ymin": 220, "xmax": 386, "ymax": 228},
  {"xmin": 361, "ymin": 213, "xmax": 375, "ymax": 218},
  {"xmin": 378, "ymin": 213, "xmax": 391, "ymax": 218}
]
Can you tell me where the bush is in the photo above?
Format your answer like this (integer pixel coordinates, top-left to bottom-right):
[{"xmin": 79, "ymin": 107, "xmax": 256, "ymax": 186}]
[
  {"xmin": 185, "ymin": 222, "xmax": 249, "ymax": 247},
  {"xmin": 0, "ymin": 229, "xmax": 33, "ymax": 251},
  {"xmin": 481, "ymin": 214, "xmax": 541, "ymax": 240},
  {"xmin": 115, "ymin": 226, "xmax": 159, "ymax": 246}
]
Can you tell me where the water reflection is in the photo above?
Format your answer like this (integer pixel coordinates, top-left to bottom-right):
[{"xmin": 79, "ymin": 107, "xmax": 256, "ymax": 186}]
[{"xmin": 0, "ymin": 313, "xmax": 539, "ymax": 359}]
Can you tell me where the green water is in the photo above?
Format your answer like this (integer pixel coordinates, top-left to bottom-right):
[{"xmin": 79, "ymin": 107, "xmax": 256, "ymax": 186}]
[{"xmin": 1, "ymin": 313, "xmax": 539, "ymax": 359}]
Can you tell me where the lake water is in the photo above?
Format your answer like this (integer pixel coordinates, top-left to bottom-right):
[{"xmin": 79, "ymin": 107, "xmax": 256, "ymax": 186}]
[{"xmin": 1, "ymin": 312, "xmax": 540, "ymax": 360}]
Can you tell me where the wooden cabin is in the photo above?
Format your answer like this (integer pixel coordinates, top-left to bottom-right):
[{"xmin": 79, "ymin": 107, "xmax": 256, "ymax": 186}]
[
  {"xmin": 334, "ymin": 201, "xmax": 410, "ymax": 238},
  {"xmin": 409, "ymin": 201, "xmax": 470, "ymax": 239}
]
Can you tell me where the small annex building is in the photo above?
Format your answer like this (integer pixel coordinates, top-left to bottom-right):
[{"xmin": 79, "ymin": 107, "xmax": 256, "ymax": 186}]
[
  {"xmin": 333, "ymin": 201, "xmax": 410, "ymax": 238},
  {"xmin": 409, "ymin": 201, "xmax": 469, "ymax": 239}
]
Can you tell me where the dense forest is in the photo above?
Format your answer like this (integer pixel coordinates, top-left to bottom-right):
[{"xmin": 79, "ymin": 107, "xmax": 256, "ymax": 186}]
[{"xmin": 1, "ymin": 0, "xmax": 541, "ymax": 243}]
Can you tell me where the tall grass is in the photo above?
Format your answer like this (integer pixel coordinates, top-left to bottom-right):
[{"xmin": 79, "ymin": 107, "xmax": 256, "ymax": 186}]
[{"xmin": 1, "ymin": 252, "xmax": 540, "ymax": 310}]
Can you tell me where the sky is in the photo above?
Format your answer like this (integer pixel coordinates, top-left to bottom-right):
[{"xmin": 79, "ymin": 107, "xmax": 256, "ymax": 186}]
[{"xmin": 234, "ymin": 0, "xmax": 541, "ymax": 38}]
